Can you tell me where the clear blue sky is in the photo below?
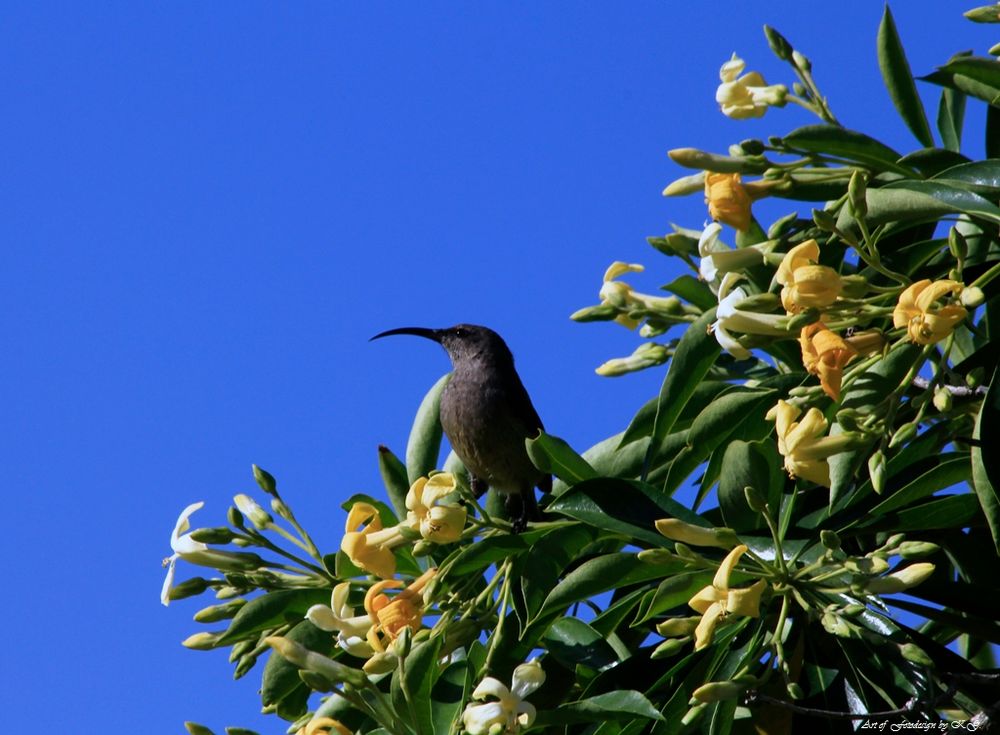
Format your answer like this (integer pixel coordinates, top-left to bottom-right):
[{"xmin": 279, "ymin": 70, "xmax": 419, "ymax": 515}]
[{"xmin": 1, "ymin": 3, "xmax": 989, "ymax": 732}]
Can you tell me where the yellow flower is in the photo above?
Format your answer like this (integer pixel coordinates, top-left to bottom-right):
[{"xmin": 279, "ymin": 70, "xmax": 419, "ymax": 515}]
[
  {"xmin": 892, "ymin": 279, "xmax": 967, "ymax": 345},
  {"xmin": 341, "ymin": 502, "xmax": 406, "ymax": 579},
  {"xmin": 865, "ymin": 562, "xmax": 935, "ymax": 594},
  {"xmin": 363, "ymin": 568, "xmax": 436, "ymax": 653},
  {"xmin": 705, "ymin": 172, "xmax": 753, "ymax": 232},
  {"xmin": 716, "ymin": 53, "xmax": 788, "ymax": 119},
  {"xmin": 798, "ymin": 322, "xmax": 858, "ymax": 401},
  {"xmin": 306, "ymin": 582, "xmax": 375, "ymax": 658},
  {"xmin": 766, "ymin": 400, "xmax": 856, "ymax": 487},
  {"xmin": 687, "ymin": 544, "xmax": 767, "ymax": 650},
  {"xmin": 655, "ymin": 518, "xmax": 738, "ymax": 549},
  {"xmin": 598, "ymin": 262, "xmax": 681, "ymax": 330},
  {"xmin": 776, "ymin": 240, "xmax": 842, "ymax": 313},
  {"xmin": 297, "ymin": 717, "xmax": 352, "ymax": 735},
  {"xmin": 405, "ymin": 473, "xmax": 467, "ymax": 544}
]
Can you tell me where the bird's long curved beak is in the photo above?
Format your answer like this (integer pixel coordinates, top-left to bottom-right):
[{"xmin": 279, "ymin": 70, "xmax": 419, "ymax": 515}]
[{"xmin": 370, "ymin": 326, "xmax": 442, "ymax": 342}]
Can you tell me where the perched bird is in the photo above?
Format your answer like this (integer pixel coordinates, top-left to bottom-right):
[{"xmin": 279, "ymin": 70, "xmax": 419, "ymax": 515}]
[{"xmin": 371, "ymin": 324, "xmax": 549, "ymax": 530}]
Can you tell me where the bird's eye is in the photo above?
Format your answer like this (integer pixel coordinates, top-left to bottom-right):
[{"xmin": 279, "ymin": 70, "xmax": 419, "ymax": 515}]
[{"xmin": 454, "ymin": 328, "xmax": 468, "ymax": 338}]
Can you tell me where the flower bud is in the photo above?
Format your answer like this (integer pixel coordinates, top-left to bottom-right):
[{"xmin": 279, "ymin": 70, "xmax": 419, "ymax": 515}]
[
  {"xmin": 948, "ymin": 227, "xmax": 968, "ymax": 261},
  {"xmin": 656, "ymin": 617, "xmax": 702, "ymax": 637},
  {"xmin": 167, "ymin": 576, "xmax": 212, "ymax": 601},
  {"xmin": 184, "ymin": 723, "xmax": 216, "ymax": 735},
  {"xmin": 961, "ymin": 286, "xmax": 985, "ymax": 309},
  {"xmin": 820, "ymin": 529, "xmax": 841, "ymax": 551},
  {"xmin": 792, "ymin": 50, "xmax": 811, "ymax": 70},
  {"xmin": 271, "ymin": 498, "xmax": 294, "ymax": 523},
  {"xmin": 654, "ymin": 518, "xmax": 738, "ymax": 548},
  {"xmin": 194, "ymin": 599, "xmax": 246, "ymax": 623},
  {"xmin": 637, "ymin": 548, "xmax": 679, "ymax": 564},
  {"xmin": 215, "ymin": 585, "xmax": 242, "ymax": 600},
  {"xmin": 735, "ymin": 292, "xmax": 781, "ymax": 311},
  {"xmin": 811, "ymin": 207, "xmax": 838, "ymax": 232},
  {"xmin": 691, "ymin": 680, "xmax": 745, "ymax": 703},
  {"xmin": 663, "ymin": 172, "xmax": 708, "ymax": 197},
  {"xmin": 965, "ymin": 5, "xmax": 1000, "ymax": 22},
  {"xmin": 841, "ymin": 603, "xmax": 866, "ymax": 617},
  {"xmin": 233, "ymin": 494, "xmax": 272, "ymax": 529},
  {"xmin": 868, "ymin": 451, "xmax": 886, "ymax": 495},
  {"xmin": 865, "ymin": 563, "xmax": 935, "ymax": 594},
  {"xmin": 897, "ymin": 541, "xmax": 939, "ymax": 559},
  {"xmin": 821, "ymin": 611, "xmax": 852, "ymax": 637},
  {"xmin": 182, "ymin": 631, "xmax": 225, "ymax": 650},
  {"xmin": 227, "ymin": 506, "xmax": 245, "ymax": 529},
  {"xmin": 252, "ymin": 464, "xmax": 278, "ymax": 496},
  {"xmin": 188, "ymin": 527, "xmax": 236, "ymax": 544},
  {"xmin": 681, "ymin": 703, "xmax": 708, "ymax": 727},
  {"xmin": 363, "ymin": 650, "xmax": 399, "ymax": 675},
  {"xmin": 933, "ymin": 386, "xmax": 953, "ymax": 413},
  {"xmin": 848, "ymin": 171, "xmax": 868, "ymax": 219},
  {"xmin": 570, "ymin": 304, "xmax": 619, "ymax": 322},
  {"xmin": 651, "ymin": 637, "xmax": 690, "ymax": 658},
  {"xmin": 785, "ymin": 309, "xmax": 820, "ymax": 331},
  {"xmin": 673, "ymin": 542, "xmax": 701, "ymax": 562},
  {"xmin": 229, "ymin": 639, "xmax": 254, "ymax": 663},
  {"xmin": 299, "ymin": 670, "xmax": 336, "ymax": 692},
  {"xmin": 763, "ymin": 25, "xmax": 793, "ymax": 60},
  {"xmin": 888, "ymin": 421, "xmax": 918, "ymax": 449},
  {"xmin": 234, "ymin": 654, "xmax": 256, "ymax": 679},
  {"xmin": 668, "ymin": 148, "xmax": 748, "ymax": 173},
  {"xmin": 839, "ymin": 274, "xmax": 870, "ymax": 299}
]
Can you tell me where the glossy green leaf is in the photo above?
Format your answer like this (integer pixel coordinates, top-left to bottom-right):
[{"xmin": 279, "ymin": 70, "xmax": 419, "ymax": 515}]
[
  {"xmin": 548, "ymin": 477, "xmax": 706, "ymax": 546},
  {"xmin": 849, "ymin": 493, "xmax": 981, "ymax": 533},
  {"xmin": 939, "ymin": 56, "xmax": 1000, "ymax": 92},
  {"xmin": 972, "ymin": 365, "xmax": 1000, "ymax": 552},
  {"xmin": 837, "ymin": 180, "xmax": 1000, "ymax": 233},
  {"xmin": 877, "ymin": 6, "xmax": 934, "ymax": 147},
  {"xmin": 533, "ymin": 690, "xmax": 664, "ymax": 726},
  {"xmin": 633, "ymin": 572, "xmax": 711, "ymax": 624},
  {"xmin": 260, "ymin": 620, "xmax": 332, "ymax": 707},
  {"xmin": 718, "ymin": 440, "xmax": 771, "ymax": 532},
  {"xmin": 937, "ymin": 85, "xmax": 966, "ymax": 153},
  {"xmin": 662, "ymin": 274, "xmax": 717, "ymax": 310},
  {"xmin": 377, "ymin": 445, "xmax": 411, "ymax": 521},
  {"xmin": 781, "ymin": 124, "xmax": 911, "ymax": 175},
  {"xmin": 431, "ymin": 660, "xmax": 471, "ymax": 735},
  {"xmin": 442, "ymin": 533, "xmax": 532, "ymax": 576},
  {"xmin": 897, "ymin": 147, "xmax": 970, "ymax": 177},
  {"xmin": 921, "ymin": 68, "xmax": 1000, "ymax": 107},
  {"xmin": 542, "ymin": 617, "xmax": 620, "ymax": 669},
  {"xmin": 934, "ymin": 159, "xmax": 1000, "ymax": 196},
  {"xmin": 393, "ymin": 636, "xmax": 441, "ymax": 735},
  {"xmin": 526, "ymin": 431, "xmax": 597, "ymax": 486},
  {"xmin": 645, "ymin": 308, "xmax": 720, "ymax": 473},
  {"xmin": 218, "ymin": 589, "xmax": 331, "ymax": 645},
  {"xmin": 865, "ymin": 456, "xmax": 971, "ymax": 516},
  {"xmin": 406, "ymin": 372, "xmax": 450, "ymax": 484}
]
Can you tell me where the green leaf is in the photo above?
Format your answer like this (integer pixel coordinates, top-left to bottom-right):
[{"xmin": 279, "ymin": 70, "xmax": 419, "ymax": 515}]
[
  {"xmin": 393, "ymin": 636, "xmax": 442, "ymax": 735},
  {"xmin": 548, "ymin": 477, "xmax": 706, "ymax": 546},
  {"xmin": 406, "ymin": 373, "xmax": 451, "ymax": 484},
  {"xmin": 261, "ymin": 620, "xmax": 332, "ymax": 707},
  {"xmin": 781, "ymin": 125, "xmax": 912, "ymax": 176},
  {"xmin": 933, "ymin": 159, "xmax": 1000, "ymax": 196},
  {"xmin": 633, "ymin": 572, "xmax": 712, "ymax": 624},
  {"xmin": 921, "ymin": 68, "xmax": 1000, "ymax": 107},
  {"xmin": 645, "ymin": 308, "xmax": 720, "ymax": 473},
  {"xmin": 542, "ymin": 617, "xmax": 620, "ymax": 670},
  {"xmin": 718, "ymin": 440, "xmax": 771, "ymax": 532},
  {"xmin": 184, "ymin": 724, "xmax": 217, "ymax": 735},
  {"xmin": 219, "ymin": 590, "xmax": 331, "ymax": 645},
  {"xmin": 662, "ymin": 274, "xmax": 716, "ymax": 310},
  {"xmin": 937, "ymin": 86, "xmax": 966, "ymax": 153},
  {"xmin": 442, "ymin": 533, "xmax": 532, "ymax": 576},
  {"xmin": 972, "ymin": 365, "xmax": 1000, "ymax": 552},
  {"xmin": 533, "ymin": 690, "xmax": 665, "ymax": 726},
  {"xmin": 837, "ymin": 180, "xmax": 1000, "ymax": 233},
  {"xmin": 877, "ymin": 6, "xmax": 934, "ymax": 147},
  {"xmin": 864, "ymin": 455, "xmax": 971, "ymax": 516},
  {"xmin": 377, "ymin": 445, "xmax": 411, "ymax": 521},
  {"xmin": 938, "ymin": 56, "xmax": 1000, "ymax": 93},
  {"xmin": 850, "ymin": 493, "xmax": 981, "ymax": 533},
  {"xmin": 526, "ymin": 431, "xmax": 597, "ymax": 486},
  {"xmin": 431, "ymin": 660, "xmax": 471, "ymax": 735}
]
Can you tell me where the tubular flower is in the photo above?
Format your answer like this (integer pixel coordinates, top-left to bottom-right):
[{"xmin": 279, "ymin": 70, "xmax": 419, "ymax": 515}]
[
  {"xmin": 799, "ymin": 323, "xmax": 858, "ymax": 401},
  {"xmin": 687, "ymin": 544, "xmax": 767, "ymax": 650},
  {"xmin": 596, "ymin": 342, "xmax": 669, "ymax": 377},
  {"xmin": 341, "ymin": 502, "xmax": 406, "ymax": 579},
  {"xmin": 697, "ymin": 222, "xmax": 768, "ymax": 292},
  {"xmin": 462, "ymin": 659, "xmax": 546, "ymax": 735},
  {"xmin": 364, "ymin": 568, "xmax": 436, "ymax": 653},
  {"xmin": 161, "ymin": 501, "xmax": 209, "ymax": 606},
  {"xmin": 705, "ymin": 172, "xmax": 752, "ymax": 231},
  {"xmin": 865, "ymin": 563, "xmax": 936, "ymax": 594},
  {"xmin": 709, "ymin": 273, "xmax": 788, "ymax": 359},
  {"xmin": 766, "ymin": 400, "xmax": 856, "ymax": 487},
  {"xmin": 716, "ymin": 53, "xmax": 788, "ymax": 119},
  {"xmin": 306, "ymin": 582, "xmax": 375, "ymax": 658},
  {"xmin": 405, "ymin": 473, "xmax": 467, "ymax": 544},
  {"xmin": 599, "ymin": 261, "xmax": 683, "ymax": 329},
  {"xmin": 297, "ymin": 717, "xmax": 352, "ymax": 735},
  {"xmin": 776, "ymin": 240, "xmax": 842, "ymax": 313},
  {"xmin": 892, "ymin": 279, "xmax": 967, "ymax": 345}
]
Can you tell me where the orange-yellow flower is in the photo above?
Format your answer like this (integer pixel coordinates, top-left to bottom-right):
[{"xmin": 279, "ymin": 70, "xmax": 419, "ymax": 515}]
[
  {"xmin": 363, "ymin": 568, "xmax": 436, "ymax": 653},
  {"xmin": 716, "ymin": 54, "xmax": 788, "ymax": 119},
  {"xmin": 341, "ymin": 502, "xmax": 405, "ymax": 579},
  {"xmin": 892, "ymin": 279, "xmax": 967, "ymax": 345},
  {"xmin": 296, "ymin": 717, "xmax": 352, "ymax": 735},
  {"xmin": 687, "ymin": 544, "xmax": 767, "ymax": 650},
  {"xmin": 766, "ymin": 400, "xmax": 857, "ymax": 487},
  {"xmin": 776, "ymin": 240, "xmax": 842, "ymax": 313},
  {"xmin": 799, "ymin": 323, "xmax": 857, "ymax": 401},
  {"xmin": 405, "ymin": 472, "xmax": 467, "ymax": 543},
  {"xmin": 705, "ymin": 172, "xmax": 752, "ymax": 232}
]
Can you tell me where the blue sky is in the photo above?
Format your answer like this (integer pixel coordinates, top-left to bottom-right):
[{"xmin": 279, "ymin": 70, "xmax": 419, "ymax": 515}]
[{"xmin": 1, "ymin": 3, "xmax": 991, "ymax": 732}]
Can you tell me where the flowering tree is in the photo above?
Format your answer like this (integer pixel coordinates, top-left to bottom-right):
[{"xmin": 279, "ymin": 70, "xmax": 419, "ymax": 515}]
[{"xmin": 165, "ymin": 7, "xmax": 1000, "ymax": 734}]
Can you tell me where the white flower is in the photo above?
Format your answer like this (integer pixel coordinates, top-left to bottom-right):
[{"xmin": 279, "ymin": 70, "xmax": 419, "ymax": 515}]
[
  {"xmin": 306, "ymin": 582, "xmax": 375, "ymax": 658},
  {"xmin": 697, "ymin": 223, "xmax": 768, "ymax": 292},
  {"xmin": 462, "ymin": 659, "xmax": 546, "ymax": 734},
  {"xmin": 161, "ymin": 501, "xmax": 208, "ymax": 606},
  {"xmin": 709, "ymin": 273, "xmax": 787, "ymax": 359}
]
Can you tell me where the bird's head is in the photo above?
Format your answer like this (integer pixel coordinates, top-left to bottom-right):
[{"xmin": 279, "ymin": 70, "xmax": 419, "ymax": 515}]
[{"xmin": 370, "ymin": 324, "xmax": 514, "ymax": 367}]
